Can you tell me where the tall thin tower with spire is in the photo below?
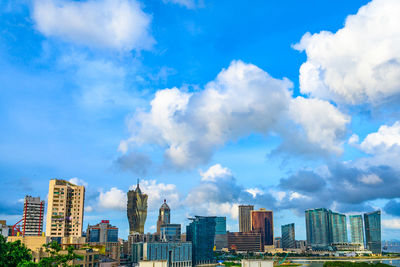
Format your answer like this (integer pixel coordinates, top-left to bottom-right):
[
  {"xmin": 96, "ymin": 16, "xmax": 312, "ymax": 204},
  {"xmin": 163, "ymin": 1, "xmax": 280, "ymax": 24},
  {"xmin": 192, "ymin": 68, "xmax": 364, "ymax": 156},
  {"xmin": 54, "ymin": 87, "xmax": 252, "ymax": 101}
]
[
  {"xmin": 156, "ymin": 199, "xmax": 171, "ymax": 234},
  {"xmin": 127, "ymin": 179, "xmax": 148, "ymax": 234}
]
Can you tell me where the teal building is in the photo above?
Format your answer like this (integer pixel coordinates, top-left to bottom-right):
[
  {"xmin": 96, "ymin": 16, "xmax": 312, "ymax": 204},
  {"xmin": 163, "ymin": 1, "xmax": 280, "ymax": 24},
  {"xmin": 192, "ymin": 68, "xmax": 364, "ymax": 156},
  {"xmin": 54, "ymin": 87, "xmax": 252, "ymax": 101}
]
[
  {"xmin": 364, "ymin": 210, "xmax": 381, "ymax": 254},
  {"xmin": 281, "ymin": 223, "xmax": 295, "ymax": 249},
  {"xmin": 329, "ymin": 211, "xmax": 348, "ymax": 243},
  {"xmin": 349, "ymin": 215, "xmax": 364, "ymax": 247},
  {"xmin": 186, "ymin": 216, "xmax": 216, "ymax": 265},
  {"xmin": 305, "ymin": 208, "xmax": 330, "ymax": 248}
]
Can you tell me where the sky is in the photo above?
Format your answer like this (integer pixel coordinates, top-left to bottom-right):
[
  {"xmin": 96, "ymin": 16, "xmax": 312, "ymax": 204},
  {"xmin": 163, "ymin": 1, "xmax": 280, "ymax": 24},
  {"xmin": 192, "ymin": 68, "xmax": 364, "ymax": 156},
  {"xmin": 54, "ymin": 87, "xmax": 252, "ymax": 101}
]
[{"xmin": 1, "ymin": 0, "xmax": 400, "ymax": 241}]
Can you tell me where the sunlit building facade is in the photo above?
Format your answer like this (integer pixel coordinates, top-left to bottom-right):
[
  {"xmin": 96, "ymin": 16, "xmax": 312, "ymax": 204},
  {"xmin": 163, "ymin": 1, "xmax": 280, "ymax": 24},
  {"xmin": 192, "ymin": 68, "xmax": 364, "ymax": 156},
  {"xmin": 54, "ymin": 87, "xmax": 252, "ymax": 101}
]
[
  {"xmin": 127, "ymin": 180, "xmax": 148, "ymax": 234},
  {"xmin": 349, "ymin": 215, "xmax": 364, "ymax": 248},
  {"xmin": 239, "ymin": 205, "xmax": 254, "ymax": 232}
]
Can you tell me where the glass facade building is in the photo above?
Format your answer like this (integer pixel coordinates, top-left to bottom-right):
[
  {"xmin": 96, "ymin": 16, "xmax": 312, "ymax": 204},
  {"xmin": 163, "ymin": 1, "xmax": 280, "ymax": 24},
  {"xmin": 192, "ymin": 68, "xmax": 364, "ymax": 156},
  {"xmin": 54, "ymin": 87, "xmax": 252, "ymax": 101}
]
[
  {"xmin": 186, "ymin": 216, "xmax": 216, "ymax": 265},
  {"xmin": 305, "ymin": 208, "xmax": 330, "ymax": 247},
  {"xmin": 160, "ymin": 224, "xmax": 181, "ymax": 242},
  {"xmin": 251, "ymin": 209, "xmax": 273, "ymax": 249},
  {"xmin": 132, "ymin": 242, "xmax": 192, "ymax": 266},
  {"xmin": 329, "ymin": 211, "xmax": 348, "ymax": 243},
  {"xmin": 87, "ymin": 220, "xmax": 118, "ymax": 243},
  {"xmin": 214, "ymin": 217, "xmax": 227, "ymax": 250},
  {"xmin": 281, "ymin": 223, "xmax": 295, "ymax": 249},
  {"xmin": 364, "ymin": 210, "xmax": 381, "ymax": 254},
  {"xmin": 157, "ymin": 200, "xmax": 171, "ymax": 235},
  {"xmin": 349, "ymin": 215, "xmax": 364, "ymax": 247}
]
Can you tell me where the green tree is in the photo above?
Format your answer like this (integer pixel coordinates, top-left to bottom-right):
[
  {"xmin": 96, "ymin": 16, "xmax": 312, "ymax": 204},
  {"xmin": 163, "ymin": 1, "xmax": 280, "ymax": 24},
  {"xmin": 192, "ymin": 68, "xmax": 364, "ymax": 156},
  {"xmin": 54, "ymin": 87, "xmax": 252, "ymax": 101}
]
[
  {"xmin": 0, "ymin": 235, "xmax": 33, "ymax": 267},
  {"xmin": 37, "ymin": 241, "xmax": 83, "ymax": 267}
]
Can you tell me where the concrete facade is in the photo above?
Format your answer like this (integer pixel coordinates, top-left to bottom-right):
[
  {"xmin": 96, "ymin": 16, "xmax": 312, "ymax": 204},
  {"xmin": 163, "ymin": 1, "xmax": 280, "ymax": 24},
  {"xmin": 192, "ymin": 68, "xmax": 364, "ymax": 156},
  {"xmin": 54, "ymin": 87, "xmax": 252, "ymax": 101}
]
[{"xmin": 46, "ymin": 179, "xmax": 85, "ymax": 237}]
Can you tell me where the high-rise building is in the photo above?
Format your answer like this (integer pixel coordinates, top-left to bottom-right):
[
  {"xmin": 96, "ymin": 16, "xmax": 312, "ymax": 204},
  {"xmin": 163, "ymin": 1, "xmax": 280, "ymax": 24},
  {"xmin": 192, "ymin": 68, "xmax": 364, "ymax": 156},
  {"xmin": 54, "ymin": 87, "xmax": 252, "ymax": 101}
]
[
  {"xmin": 281, "ymin": 223, "xmax": 295, "ymax": 249},
  {"xmin": 186, "ymin": 216, "xmax": 216, "ymax": 265},
  {"xmin": 251, "ymin": 209, "xmax": 273, "ymax": 250},
  {"xmin": 22, "ymin": 196, "xmax": 45, "ymax": 236},
  {"xmin": 157, "ymin": 199, "xmax": 171, "ymax": 235},
  {"xmin": 349, "ymin": 215, "xmax": 364, "ymax": 247},
  {"xmin": 329, "ymin": 211, "xmax": 348, "ymax": 243},
  {"xmin": 305, "ymin": 208, "xmax": 330, "ymax": 247},
  {"xmin": 46, "ymin": 179, "xmax": 85, "ymax": 237},
  {"xmin": 87, "ymin": 220, "xmax": 118, "ymax": 243},
  {"xmin": 127, "ymin": 180, "xmax": 148, "ymax": 234},
  {"xmin": 160, "ymin": 224, "xmax": 181, "ymax": 242},
  {"xmin": 239, "ymin": 205, "xmax": 254, "ymax": 232},
  {"xmin": 227, "ymin": 232, "xmax": 262, "ymax": 252},
  {"xmin": 364, "ymin": 210, "xmax": 381, "ymax": 254},
  {"xmin": 214, "ymin": 217, "xmax": 227, "ymax": 250}
]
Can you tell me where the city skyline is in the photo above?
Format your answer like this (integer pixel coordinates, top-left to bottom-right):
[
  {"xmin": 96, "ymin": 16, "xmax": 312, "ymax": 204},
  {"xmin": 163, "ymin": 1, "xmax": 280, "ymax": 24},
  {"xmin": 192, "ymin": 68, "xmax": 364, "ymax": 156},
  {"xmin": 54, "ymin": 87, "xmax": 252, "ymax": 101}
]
[{"xmin": 1, "ymin": 0, "xmax": 400, "ymax": 242}]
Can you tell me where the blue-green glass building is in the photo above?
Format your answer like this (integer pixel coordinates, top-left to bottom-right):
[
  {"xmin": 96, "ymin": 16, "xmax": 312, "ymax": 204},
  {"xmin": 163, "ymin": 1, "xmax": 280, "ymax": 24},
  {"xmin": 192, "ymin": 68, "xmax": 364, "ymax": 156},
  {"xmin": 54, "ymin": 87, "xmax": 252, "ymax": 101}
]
[
  {"xmin": 281, "ymin": 223, "xmax": 295, "ymax": 249},
  {"xmin": 364, "ymin": 210, "xmax": 381, "ymax": 254},
  {"xmin": 329, "ymin": 211, "xmax": 348, "ymax": 243},
  {"xmin": 349, "ymin": 215, "xmax": 364, "ymax": 247},
  {"xmin": 305, "ymin": 208, "xmax": 330, "ymax": 248},
  {"xmin": 186, "ymin": 216, "xmax": 216, "ymax": 265},
  {"xmin": 215, "ymin": 217, "xmax": 226, "ymax": 235}
]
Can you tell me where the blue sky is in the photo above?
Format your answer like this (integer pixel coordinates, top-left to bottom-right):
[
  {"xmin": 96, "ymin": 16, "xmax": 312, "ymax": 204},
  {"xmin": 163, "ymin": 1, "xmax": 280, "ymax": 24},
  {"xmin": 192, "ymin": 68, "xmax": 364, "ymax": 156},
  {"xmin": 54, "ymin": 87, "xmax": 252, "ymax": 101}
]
[{"xmin": 1, "ymin": 0, "xmax": 400, "ymax": 241}]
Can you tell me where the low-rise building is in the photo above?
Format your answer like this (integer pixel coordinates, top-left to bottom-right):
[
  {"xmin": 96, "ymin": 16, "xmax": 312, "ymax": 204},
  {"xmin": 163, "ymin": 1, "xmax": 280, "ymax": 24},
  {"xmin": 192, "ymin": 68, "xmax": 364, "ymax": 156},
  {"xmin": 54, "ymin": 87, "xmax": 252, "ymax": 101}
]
[
  {"xmin": 132, "ymin": 242, "xmax": 192, "ymax": 267},
  {"xmin": 227, "ymin": 232, "xmax": 262, "ymax": 252}
]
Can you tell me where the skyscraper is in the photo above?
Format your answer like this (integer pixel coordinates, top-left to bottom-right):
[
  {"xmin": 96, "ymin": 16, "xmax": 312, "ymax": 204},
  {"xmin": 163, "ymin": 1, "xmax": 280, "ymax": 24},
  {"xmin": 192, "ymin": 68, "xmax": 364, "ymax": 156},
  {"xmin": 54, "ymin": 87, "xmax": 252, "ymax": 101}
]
[
  {"xmin": 349, "ymin": 215, "xmax": 364, "ymax": 247},
  {"xmin": 281, "ymin": 223, "xmax": 295, "ymax": 249},
  {"xmin": 46, "ymin": 179, "xmax": 85, "ymax": 237},
  {"xmin": 157, "ymin": 199, "xmax": 171, "ymax": 235},
  {"xmin": 305, "ymin": 208, "xmax": 330, "ymax": 247},
  {"xmin": 329, "ymin": 211, "xmax": 348, "ymax": 243},
  {"xmin": 186, "ymin": 216, "xmax": 216, "ymax": 265},
  {"xmin": 364, "ymin": 210, "xmax": 381, "ymax": 254},
  {"xmin": 127, "ymin": 180, "xmax": 148, "ymax": 234},
  {"xmin": 251, "ymin": 208, "xmax": 273, "ymax": 250},
  {"xmin": 239, "ymin": 205, "xmax": 254, "ymax": 232},
  {"xmin": 160, "ymin": 224, "xmax": 181, "ymax": 242},
  {"xmin": 22, "ymin": 196, "xmax": 45, "ymax": 236}
]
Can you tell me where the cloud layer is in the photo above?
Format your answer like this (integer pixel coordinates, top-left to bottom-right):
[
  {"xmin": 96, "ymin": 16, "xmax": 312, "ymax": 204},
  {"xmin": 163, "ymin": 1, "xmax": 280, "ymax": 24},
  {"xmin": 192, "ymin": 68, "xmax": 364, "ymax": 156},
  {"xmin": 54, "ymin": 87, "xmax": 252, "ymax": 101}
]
[
  {"xmin": 295, "ymin": 0, "xmax": 400, "ymax": 105},
  {"xmin": 119, "ymin": 60, "xmax": 349, "ymax": 169},
  {"xmin": 32, "ymin": 0, "xmax": 154, "ymax": 51}
]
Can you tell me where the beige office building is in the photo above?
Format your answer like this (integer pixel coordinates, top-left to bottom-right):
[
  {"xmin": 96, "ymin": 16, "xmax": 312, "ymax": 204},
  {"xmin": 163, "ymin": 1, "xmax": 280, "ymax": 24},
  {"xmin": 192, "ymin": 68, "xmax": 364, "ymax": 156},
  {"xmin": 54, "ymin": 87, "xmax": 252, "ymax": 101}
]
[
  {"xmin": 46, "ymin": 179, "xmax": 85, "ymax": 237},
  {"xmin": 239, "ymin": 205, "xmax": 254, "ymax": 232}
]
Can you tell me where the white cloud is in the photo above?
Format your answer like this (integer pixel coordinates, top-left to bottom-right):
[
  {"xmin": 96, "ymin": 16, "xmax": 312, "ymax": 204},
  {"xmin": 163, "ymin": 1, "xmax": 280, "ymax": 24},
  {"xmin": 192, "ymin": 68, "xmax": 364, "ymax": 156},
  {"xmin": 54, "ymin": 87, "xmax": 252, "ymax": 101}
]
[
  {"xmin": 98, "ymin": 187, "xmax": 126, "ymax": 210},
  {"xmin": 348, "ymin": 134, "xmax": 360, "ymax": 145},
  {"xmin": 295, "ymin": 0, "xmax": 400, "ymax": 105},
  {"xmin": 382, "ymin": 219, "xmax": 400, "ymax": 229},
  {"xmin": 360, "ymin": 121, "xmax": 400, "ymax": 154},
  {"xmin": 130, "ymin": 180, "xmax": 180, "ymax": 211},
  {"xmin": 32, "ymin": 0, "xmax": 154, "ymax": 51},
  {"xmin": 85, "ymin": 206, "xmax": 94, "ymax": 212},
  {"xmin": 120, "ymin": 60, "xmax": 349, "ymax": 168},
  {"xmin": 162, "ymin": 0, "xmax": 197, "ymax": 9},
  {"xmin": 69, "ymin": 177, "xmax": 88, "ymax": 187},
  {"xmin": 289, "ymin": 97, "xmax": 350, "ymax": 154},
  {"xmin": 200, "ymin": 164, "xmax": 232, "ymax": 182},
  {"xmin": 246, "ymin": 188, "xmax": 264, "ymax": 198},
  {"xmin": 358, "ymin": 174, "xmax": 383, "ymax": 185}
]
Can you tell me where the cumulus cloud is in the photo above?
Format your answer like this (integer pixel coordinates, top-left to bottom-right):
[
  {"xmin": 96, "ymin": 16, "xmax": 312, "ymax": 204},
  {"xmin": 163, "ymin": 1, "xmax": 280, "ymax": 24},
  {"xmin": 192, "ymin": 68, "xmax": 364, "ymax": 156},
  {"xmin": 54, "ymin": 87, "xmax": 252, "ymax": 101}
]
[
  {"xmin": 99, "ymin": 187, "xmax": 126, "ymax": 210},
  {"xmin": 384, "ymin": 200, "xmax": 400, "ymax": 217},
  {"xmin": 295, "ymin": 0, "xmax": 400, "ymax": 105},
  {"xmin": 277, "ymin": 162, "xmax": 400, "ymax": 213},
  {"xmin": 382, "ymin": 219, "xmax": 400, "ymax": 230},
  {"xmin": 360, "ymin": 121, "xmax": 400, "ymax": 154},
  {"xmin": 32, "ymin": 0, "xmax": 154, "ymax": 51},
  {"xmin": 115, "ymin": 151, "xmax": 153, "ymax": 176},
  {"xmin": 119, "ymin": 60, "xmax": 349, "ymax": 169},
  {"xmin": 186, "ymin": 164, "xmax": 275, "ymax": 219}
]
